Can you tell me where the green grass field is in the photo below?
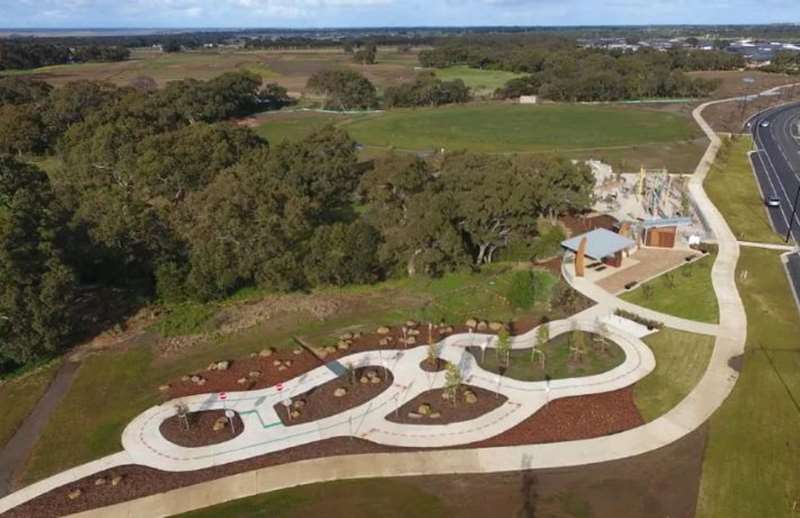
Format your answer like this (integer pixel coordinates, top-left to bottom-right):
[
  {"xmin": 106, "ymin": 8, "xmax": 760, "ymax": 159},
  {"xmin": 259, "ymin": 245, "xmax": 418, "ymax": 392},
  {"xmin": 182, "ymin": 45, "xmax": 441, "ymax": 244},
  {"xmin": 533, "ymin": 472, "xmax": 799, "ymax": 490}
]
[
  {"xmin": 473, "ymin": 331, "xmax": 625, "ymax": 382},
  {"xmin": 178, "ymin": 479, "xmax": 447, "ymax": 518},
  {"xmin": 0, "ymin": 360, "xmax": 61, "ymax": 450},
  {"xmin": 619, "ymin": 253, "xmax": 719, "ymax": 324},
  {"xmin": 634, "ymin": 329, "xmax": 714, "ymax": 421},
  {"xmin": 343, "ymin": 103, "xmax": 700, "ymax": 153},
  {"xmin": 697, "ymin": 248, "xmax": 800, "ymax": 518},
  {"xmin": 705, "ymin": 136, "xmax": 782, "ymax": 244},
  {"xmin": 431, "ymin": 66, "xmax": 524, "ymax": 93},
  {"xmin": 17, "ymin": 263, "xmax": 564, "ymax": 486}
]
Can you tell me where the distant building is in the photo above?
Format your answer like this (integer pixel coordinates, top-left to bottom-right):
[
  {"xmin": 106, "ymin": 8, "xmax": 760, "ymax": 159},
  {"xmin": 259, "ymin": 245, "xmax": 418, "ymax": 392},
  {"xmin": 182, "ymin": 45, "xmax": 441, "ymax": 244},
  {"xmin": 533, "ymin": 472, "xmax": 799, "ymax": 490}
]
[{"xmin": 519, "ymin": 95, "xmax": 538, "ymax": 104}]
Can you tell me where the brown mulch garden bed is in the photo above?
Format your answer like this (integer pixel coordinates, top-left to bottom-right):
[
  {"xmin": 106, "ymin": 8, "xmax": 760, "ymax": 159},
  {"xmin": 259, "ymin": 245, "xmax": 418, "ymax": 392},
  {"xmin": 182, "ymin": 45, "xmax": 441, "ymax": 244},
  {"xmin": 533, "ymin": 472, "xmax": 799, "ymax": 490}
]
[
  {"xmin": 2, "ymin": 386, "xmax": 643, "ymax": 518},
  {"xmin": 419, "ymin": 357, "xmax": 447, "ymax": 372},
  {"xmin": 560, "ymin": 214, "xmax": 619, "ymax": 236},
  {"xmin": 385, "ymin": 385, "xmax": 507, "ymax": 425},
  {"xmin": 159, "ymin": 410, "xmax": 244, "ymax": 448},
  {"xmin": 273, "ymin": 367, "xmax": 393, "ymax": 426}
]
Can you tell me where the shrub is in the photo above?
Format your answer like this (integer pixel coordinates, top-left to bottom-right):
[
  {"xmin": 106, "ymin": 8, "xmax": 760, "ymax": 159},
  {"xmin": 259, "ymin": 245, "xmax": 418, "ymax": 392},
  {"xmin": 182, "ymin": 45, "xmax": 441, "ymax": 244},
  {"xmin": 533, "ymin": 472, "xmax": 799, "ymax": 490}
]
[{"xmin": 505, "ymin": 269, "xmax": 556, "ymax": 310}]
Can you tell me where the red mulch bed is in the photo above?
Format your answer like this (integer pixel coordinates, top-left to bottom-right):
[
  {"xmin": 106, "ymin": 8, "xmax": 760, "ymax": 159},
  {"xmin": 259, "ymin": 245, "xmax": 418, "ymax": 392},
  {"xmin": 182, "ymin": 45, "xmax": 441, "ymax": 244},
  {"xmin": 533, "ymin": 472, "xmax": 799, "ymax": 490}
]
[
  {"xmin": 160, "ymin": 410, "xmax": 244, "ymax": 448},
  {"xmin": 419, "ymin": 358, "xmax": 447, "ymax": 372},
  {"xmin": 166, "ymin": 350, "xmax": 323, "ymax": 399},
  {"xmin": 3, "ymin": 387, "xmax": 643, "ymax": 518},
  {"xmin": 465, "ymin": 387, "xmax": 643, "ymax": 448},
  {"xmin": 386, "ymin": 385, "xmax": 507, "ymax": 425},
  {"xmin": 273, "ymin": 367, "xmax": 393, "ymax": 426}
]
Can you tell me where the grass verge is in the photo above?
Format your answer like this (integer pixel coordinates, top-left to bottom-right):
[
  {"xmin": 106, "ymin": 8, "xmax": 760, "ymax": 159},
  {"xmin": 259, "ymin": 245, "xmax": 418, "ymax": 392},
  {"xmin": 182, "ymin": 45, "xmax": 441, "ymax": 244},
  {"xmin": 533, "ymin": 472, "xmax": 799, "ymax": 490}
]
[
  {"xmin": 697, "ymin": 248, "xmax": 800, "ymax": 517},
  {"xmin": 705, "ymin": 136, "xmax": 783, "ymax": 244},
  {"xmin": 633, "ymin": 329, "xmax": 714, "ymax": 422},
  {"xmin": 619, "ymin": 252, "xmax": 719, "ymax": 324}
]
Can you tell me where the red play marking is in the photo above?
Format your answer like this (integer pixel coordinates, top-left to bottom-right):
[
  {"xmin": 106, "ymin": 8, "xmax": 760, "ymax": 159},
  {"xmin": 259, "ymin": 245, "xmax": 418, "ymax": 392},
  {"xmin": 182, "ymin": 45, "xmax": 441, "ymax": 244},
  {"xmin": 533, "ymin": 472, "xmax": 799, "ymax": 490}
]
[
  {"xmin": 218, "ymin": 392, "xmax": 228, "ymax": 400},
  {"xmin": 276, "ymin": 383, "xmax": 284, "ymax": 392}
]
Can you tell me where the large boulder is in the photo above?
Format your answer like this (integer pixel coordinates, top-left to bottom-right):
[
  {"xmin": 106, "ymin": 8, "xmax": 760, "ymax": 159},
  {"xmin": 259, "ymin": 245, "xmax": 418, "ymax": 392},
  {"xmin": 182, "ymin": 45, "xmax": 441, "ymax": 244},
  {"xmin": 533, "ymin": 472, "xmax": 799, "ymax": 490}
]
[
  {"xmin": 476, "ymin": 321, "xmax": 488, "ymax": 331},
  {"xmin": 377, "ymin": 326, "xmax": 391, "ymax": 335},
  {"xmin": 405, "ymin": 320, "xmax": 419, "ymax": 328},
  {"xmin": 213, "ymin": 416, "xmax": 229, "ymax": 431},
  {"xmin": 259, "ymin": 348, "xmax": 275, "ymax": 358},
  {"xmin": 418, "ymin": 403, "xmax": 432, "ymax": 415},
  {"xmin": 334, "ymin": 387, "xmax": 348, "ymax": 398},
  {"xmin": 464, "ymin": 390, "xmax": 478, "ymax": 404},
  {"xmin": 67, "ymin": 489, "xmax": 81, "ymax": 500},
  {"xmin": 489, "ymin": 321, "xmax": 505, "ymax": 332},
  {"xmin": 465, "ymin": 318, "xmax": 478, "ymax": 328}
]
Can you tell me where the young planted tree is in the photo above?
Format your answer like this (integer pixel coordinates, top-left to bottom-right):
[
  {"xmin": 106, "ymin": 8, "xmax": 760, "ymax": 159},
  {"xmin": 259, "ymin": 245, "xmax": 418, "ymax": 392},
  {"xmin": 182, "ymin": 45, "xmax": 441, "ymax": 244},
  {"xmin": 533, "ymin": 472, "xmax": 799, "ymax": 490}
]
[
  {"xmin": 496, "ymin": 327, "xmax": 512, "ymax": 368},
  {"xmin": 532, "ymin": 322, "xmax": 549, "ymax": 368},
  {"xmin": 569, "ymin": 330, "xmax": 587, "ymax": 363},
  {"xmin": 445, "ymin": 363, "xmax": 462, "ymax": 407}
]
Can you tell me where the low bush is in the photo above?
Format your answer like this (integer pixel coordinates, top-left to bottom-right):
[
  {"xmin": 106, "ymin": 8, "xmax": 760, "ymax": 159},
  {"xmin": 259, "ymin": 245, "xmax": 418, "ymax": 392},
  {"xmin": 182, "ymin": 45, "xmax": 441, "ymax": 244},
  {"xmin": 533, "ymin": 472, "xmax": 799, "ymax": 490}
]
[{"xmin": 614, "ymin": 309, "xmax": 664, "ymax": 330}]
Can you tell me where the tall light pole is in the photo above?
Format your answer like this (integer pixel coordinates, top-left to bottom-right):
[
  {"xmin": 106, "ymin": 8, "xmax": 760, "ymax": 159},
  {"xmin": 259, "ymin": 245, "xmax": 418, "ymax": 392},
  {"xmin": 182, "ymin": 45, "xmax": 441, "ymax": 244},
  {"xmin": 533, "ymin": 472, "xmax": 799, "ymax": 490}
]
[{"xmin": 786, "ymin": 184, "xmax": 800, "ymax": 243}]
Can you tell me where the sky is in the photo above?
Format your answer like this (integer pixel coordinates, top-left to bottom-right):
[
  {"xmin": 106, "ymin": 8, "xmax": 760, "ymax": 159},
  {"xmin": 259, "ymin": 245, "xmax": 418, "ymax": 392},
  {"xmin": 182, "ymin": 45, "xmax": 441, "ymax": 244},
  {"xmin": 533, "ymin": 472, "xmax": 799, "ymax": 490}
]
[{"xmin": 1, "ymin": 0, "xmax": 799, "ymax": 29}]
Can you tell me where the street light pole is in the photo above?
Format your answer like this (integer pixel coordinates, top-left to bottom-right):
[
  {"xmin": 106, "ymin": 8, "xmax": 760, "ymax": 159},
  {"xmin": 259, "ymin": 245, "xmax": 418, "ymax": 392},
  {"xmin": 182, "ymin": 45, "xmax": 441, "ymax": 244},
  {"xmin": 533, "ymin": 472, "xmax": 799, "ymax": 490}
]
[{"xmin": 786, "ymin": 184, "xmax": 800, "ymax": 243}]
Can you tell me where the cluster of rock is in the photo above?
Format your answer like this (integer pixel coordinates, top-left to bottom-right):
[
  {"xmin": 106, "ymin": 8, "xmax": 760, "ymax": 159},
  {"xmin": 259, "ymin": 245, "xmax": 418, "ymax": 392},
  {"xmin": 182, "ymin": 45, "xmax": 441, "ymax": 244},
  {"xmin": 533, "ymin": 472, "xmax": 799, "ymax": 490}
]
[
  {"xmin": 442, "ymin": 388, "xmax": 479, "ymax": 405},
  {"xmin": 407, "ymin": 402, "xmax": 442, "ymax": 420},
  {"xmin": 318, "ymin": 331, "xmax": 363, "ymax": 358},
  {"xmin": 465, "ymin": 318, "xmax": 506, "ymax": 332},
  {"xmin": 271, "ymin": 358, "xmax": 294, "ymax": 372},
  {"xmin": 212, "ymin": 415, "xmax": 230, "ymax": 431},
  {"xmin": 180, "ymin": 374, "xmax": 207, "ymax": 387},
  {"xmin": 359, "ymin": 370, "xmax": 383, "ymax": 385},
  {"xmin": 207, "ymin": 360, "xmax": 230, "ymax": 372},
  {"xmin": 66, "ymin": 475, "xmax": 124, "ymax": 501},
  {"xmin": 286, "ymin": 398, "xmax": 306, "ymax": 420},
  {"xmin": 237, "ymin": 370, "xmax": 262, "ymax": 385}
]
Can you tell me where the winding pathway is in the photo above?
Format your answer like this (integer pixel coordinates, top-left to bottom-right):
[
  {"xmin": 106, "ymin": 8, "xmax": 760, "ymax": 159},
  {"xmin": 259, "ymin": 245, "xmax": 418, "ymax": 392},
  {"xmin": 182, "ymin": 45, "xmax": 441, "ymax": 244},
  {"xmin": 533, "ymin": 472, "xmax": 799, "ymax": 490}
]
[{"xmin": 0, "ymin": 89, "xmax": 764, "ymax": 516}]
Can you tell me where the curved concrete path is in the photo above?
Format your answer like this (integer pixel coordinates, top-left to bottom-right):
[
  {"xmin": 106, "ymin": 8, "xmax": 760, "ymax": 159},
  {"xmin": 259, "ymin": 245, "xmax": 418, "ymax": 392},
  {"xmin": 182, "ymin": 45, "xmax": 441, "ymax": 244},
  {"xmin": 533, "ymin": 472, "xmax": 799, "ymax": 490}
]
[{"xmin": 0, "ymin": 88, "xmax": 764, "ymax": 516}]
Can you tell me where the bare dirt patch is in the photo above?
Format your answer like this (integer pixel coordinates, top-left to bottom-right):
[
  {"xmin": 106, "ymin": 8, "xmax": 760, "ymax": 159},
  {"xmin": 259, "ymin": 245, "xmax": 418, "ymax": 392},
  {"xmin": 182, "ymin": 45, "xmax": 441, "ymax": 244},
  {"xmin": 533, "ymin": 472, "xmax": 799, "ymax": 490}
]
[
  {"xmin": 273, "ymin": 367, "xmax": 393, "ymax": 426},
  {"xmin": 702, "ymin": 82, "xmax": 800, "ymax": 133},
  {"xmin": 160, "ymin": 410, "xmax": 243, "ymax": 448},
  {"xmin": 386, "ymin": 385, "xmax": 507, "ymax": 425}
]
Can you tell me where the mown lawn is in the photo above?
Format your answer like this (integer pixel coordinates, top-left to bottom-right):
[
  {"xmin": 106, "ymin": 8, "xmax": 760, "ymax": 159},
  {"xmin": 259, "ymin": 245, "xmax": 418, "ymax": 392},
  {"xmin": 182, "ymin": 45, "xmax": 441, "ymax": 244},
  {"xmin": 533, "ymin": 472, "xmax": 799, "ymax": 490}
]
[
  {"xmin": 705, "ymin": 136, "xmax": 783, "ymax": 244},
  {"xmin": 619, "ymin": 252, "xmax": 719, "ymax": 324},
  {"xmin": 697, "ymin": 248, "xmax": 800, "ymax": 518},
  {"xmin": 431, "ymin": 65, "xmax": 525, "ymax": 93},
  {"xmin": 634, "ymin": 329, "xmax": 714, "ymax": 422},
  {"xmin": 472, "ymin": 331, "xmax": 625, "ymax": 382},
  {"xmin": 17, "ymin": 263, "xmax": 562, "ymax": 486},
  {"xmin": 177, "ymin": 479, "xmax": 448, "ymax": 518},
  {"xmin": 0, "ymin": 360, "xmax": 62, "ymax": 449},
  {"xmin": 344, "ymin": 103, "xmax": 700, "ymax": 153}
]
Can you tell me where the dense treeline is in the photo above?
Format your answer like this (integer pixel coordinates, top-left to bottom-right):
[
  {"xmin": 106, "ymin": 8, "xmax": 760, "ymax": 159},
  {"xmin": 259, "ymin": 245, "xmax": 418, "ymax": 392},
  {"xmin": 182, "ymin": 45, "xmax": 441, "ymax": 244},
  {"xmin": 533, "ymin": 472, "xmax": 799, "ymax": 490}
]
[
  {"xmin": 0, "ymin": 73, "xmax": 592, "ymax": 371},
  {"xmin": 306, "ymin": 70, "xmax": 379, "ymax": 110},
  {"xmin": 0, "ymin": 41, "xmax": 130, "ymax": 71},
  {"xmin": 0, "ymin": 72, "xmax": 290, "ymax": 156},
  {"xmin": 384, "ymin": 73, "xmax": 470, "ymax": 108},
  {"xmin": 420, "ymin": 37, "xmax": 740, "ymax": 101},
  {"xmin": 763, "ymin": 51, "xmax": 800, "ymax": 74}
]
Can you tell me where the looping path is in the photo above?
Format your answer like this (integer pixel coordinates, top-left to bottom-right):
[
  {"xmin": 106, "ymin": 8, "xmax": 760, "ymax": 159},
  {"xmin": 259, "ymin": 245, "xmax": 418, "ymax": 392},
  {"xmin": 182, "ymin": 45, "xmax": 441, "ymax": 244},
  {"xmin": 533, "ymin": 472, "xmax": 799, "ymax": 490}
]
[
  {"xmin": 121, "ymin": 316, "xmax": 654, "ymax": 471},
  {"xmin": 0, "ymin": 87, "xmax": 768, "ymax": 516}
]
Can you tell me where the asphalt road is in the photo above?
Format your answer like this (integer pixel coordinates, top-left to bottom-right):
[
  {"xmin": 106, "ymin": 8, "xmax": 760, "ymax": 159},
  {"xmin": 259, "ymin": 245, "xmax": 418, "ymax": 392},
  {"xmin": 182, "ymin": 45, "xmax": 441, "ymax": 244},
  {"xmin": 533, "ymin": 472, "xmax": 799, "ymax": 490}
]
[{"xmin": 749, "ymin": 101, "xmax": 800, "ymax": 303}]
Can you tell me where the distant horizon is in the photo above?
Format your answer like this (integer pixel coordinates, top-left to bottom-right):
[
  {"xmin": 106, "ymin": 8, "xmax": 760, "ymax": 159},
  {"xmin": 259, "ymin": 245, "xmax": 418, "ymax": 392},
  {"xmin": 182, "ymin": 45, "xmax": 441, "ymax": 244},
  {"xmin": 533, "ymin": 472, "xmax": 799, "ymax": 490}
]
[{"xmin": 0, "ymin": 0, "xmax": 798, "ymax": 31}]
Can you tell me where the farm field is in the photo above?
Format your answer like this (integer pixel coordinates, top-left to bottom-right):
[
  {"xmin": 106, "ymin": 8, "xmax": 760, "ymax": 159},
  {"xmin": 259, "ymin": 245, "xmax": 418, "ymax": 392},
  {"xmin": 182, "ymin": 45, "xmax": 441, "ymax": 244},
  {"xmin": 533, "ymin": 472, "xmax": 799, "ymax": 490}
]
[
  {"xmin": 3, "ymin": 47, "xmax": 421, "ymax": 94},
  {"xmin": 697, "ymin": 247, "xmax": 800, "ymax": 518}
]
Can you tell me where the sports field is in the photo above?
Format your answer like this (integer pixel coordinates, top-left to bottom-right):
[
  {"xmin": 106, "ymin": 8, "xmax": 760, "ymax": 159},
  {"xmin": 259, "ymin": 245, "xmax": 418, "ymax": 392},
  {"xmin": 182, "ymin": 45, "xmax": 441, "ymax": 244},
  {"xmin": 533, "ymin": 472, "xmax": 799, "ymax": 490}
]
[
  {"xmin": 431, "ymin": 65, "xmax": 525, "ymax": 93},
  {"xmin": 342, "ymin": 103, "xmax": 701, "ymax": 153}
]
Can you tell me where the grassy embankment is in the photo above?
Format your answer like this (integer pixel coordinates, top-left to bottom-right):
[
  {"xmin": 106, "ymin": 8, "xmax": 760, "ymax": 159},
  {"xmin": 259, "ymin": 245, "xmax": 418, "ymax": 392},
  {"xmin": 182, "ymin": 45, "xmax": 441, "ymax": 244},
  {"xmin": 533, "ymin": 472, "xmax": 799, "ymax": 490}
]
[{"xmin": 704, "ymin": 136, "xmax": 782, "ymax": 244}]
